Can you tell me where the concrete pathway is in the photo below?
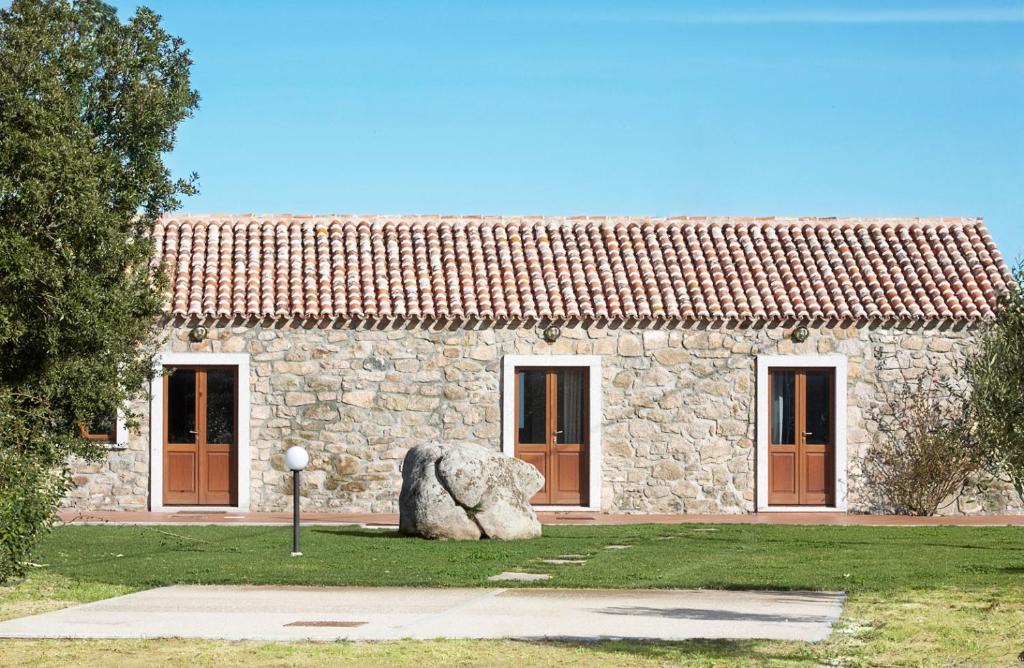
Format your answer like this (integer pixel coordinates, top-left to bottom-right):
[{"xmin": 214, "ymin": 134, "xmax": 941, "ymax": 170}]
[{"xmin": 0, "ymin": 585, "xmax": 845, "ymax": 642}]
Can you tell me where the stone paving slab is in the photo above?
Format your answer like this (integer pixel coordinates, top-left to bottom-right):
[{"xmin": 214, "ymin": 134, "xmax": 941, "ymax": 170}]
[
  {"xmin": 487, "ymin": 572, "xmax": 552, "ymax": 582},
  {"xmin": 541, "ymin": 559, "xmax": 586, "ymax": 565},
  {"xmin": 0, "ymin": 585, "xmax": 845, "ymax": 642}
]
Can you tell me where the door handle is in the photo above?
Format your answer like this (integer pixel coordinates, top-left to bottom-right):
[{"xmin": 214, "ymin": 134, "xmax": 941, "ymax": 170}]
[
  {"xmin": 554, "ymin": 430, "xmax": 563, "ymax": 435},
  {"xmin": 802, "ymin": 432, "xmax": 813, "ymax": 437}
]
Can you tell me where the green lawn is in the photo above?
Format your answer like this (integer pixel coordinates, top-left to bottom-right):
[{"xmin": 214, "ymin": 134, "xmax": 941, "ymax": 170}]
[
  {"xmin": 26, "ymin": 523, "xmax": 1024, "ymax": 592},
  {"xmin": 1, "ymin": 523, "xmax": 1022, "ymax": 667}
]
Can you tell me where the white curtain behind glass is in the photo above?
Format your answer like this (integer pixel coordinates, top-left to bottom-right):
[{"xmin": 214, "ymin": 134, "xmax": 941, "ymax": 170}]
[
  {"xmin": 771, "ymin": 371, "xmax": 795, "ymax": 444},
  {"xmin": 559, "ymin": 370, "xmax": 584, "ymax": 444}
]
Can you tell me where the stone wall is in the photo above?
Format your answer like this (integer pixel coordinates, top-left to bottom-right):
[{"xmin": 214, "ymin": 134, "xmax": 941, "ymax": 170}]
[{"xmin": 64, "ymin": 319, "xmax": 1023, "ymax": 515}]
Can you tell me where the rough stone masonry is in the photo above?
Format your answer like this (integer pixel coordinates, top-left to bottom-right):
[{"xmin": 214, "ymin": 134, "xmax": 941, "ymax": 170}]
[{"xmin": 64, "ymin": 318, "xmax": 1022, "ymax": 515}]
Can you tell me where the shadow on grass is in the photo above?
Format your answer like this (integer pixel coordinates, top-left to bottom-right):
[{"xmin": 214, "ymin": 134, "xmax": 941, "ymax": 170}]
[
  {"xmin": 595, "ymin": 605, "xmax": 833, "ymax": 624},
  {"xmin": 915, "ymin": 542, "xmax": 1024, "ymax": 552},
  {"xmin": 529, "ymin": 638, "xmax": 815, "ymax": 665},
  {"xmin": 707, "ymin": 534, "xmax": 1023, "ymax": 551},
  {"xmin": 310, "ymin": 527, "xmax": 403, "ymax": 539}
]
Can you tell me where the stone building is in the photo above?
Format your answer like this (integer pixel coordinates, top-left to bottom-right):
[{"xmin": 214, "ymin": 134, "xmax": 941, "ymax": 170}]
[{"xmin": 66, "ymin": 214, "xmax": 1022, "ymax": 515}]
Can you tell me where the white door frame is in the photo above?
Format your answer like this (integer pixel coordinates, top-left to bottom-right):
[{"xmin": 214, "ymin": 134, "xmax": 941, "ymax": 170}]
[
  {"xmin": 149, "ymin": 352, "xmax": 251, "ymax": 511},
  {"xmin": 756, "ymin": 354, "xmax": 848, "ymax": 512},
  {"xmin": 502, "ymin": 354, "xmax": 602, "ymax": 512}
]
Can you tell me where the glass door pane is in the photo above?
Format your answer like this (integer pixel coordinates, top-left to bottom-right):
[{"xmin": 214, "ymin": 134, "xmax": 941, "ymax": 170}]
[
  {"xmin": 517, "ymin": 370, "xmax": 547, "ymax": 444},
  {"xmin": 206, "ymin": 368, "xmax": 236, "ymax": 445},
  {"xmin": 770, "ymin": 370, "xmax": 795, "ymax": 445},
  {"xmin": 556, "ymin": 369, "xmax": 584, "ymax": 444},
  {"xmin": 803, "ymin": 371, "xmax": 831, "ymax": 444},
  {"xmin": 167, "ymin": 369, "xmax": 196, "ymax": 443}
]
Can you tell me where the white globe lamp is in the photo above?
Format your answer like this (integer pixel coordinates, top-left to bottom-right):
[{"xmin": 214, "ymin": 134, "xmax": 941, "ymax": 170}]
[
  {"xmin": 285, "ymin": 445, "xmax": 308, "ymax": 556},
  {"xmin": 285, "ymin": 445, "xmax": 309, "ymax": 472}
]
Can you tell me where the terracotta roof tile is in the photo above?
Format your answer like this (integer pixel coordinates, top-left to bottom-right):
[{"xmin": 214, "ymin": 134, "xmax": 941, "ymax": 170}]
[{"xmin": 154, "ymin": 215, "xmax": 1013, "ymax": 322}]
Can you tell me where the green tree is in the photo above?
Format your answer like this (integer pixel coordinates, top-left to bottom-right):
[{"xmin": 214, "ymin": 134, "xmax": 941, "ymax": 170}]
[
  {"xmin": 964, "ymin": 262, "xmax": 1024, "ymax": 502},
  {"xmin": 0, "ymin": 0, "xmax": 197, "ymax": 581}
]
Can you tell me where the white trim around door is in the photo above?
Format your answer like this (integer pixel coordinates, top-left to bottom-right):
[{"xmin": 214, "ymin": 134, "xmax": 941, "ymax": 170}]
[
  {"xmin": 149, "ymin": 352, "xmax": 251, "ymax": 512},
  {"xmin": 756, "ymin": 354, "xmax": 848, "ymax": 512},
  {"xmin": 502, "ymin": 354, "xmax": 602, "ymax": 512}
]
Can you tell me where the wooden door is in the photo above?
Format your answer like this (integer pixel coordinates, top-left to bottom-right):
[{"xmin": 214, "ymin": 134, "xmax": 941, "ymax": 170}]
[
  {"xmin": 514, "ymin": 367, "xmax": 588, "ymax": 506},
  {"xmin": 767, "ymin": 368, "xmax": 834, "ymax": 506},
  {"xmin": 164, "ymin": 366, "xmax": 238, "ymax": 506}
]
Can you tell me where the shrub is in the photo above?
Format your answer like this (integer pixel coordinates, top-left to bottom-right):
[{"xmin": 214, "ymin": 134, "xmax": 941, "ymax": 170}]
[
  {"xmin": 863, "ymin": 370, "xmax": 978, "ymax": 515},
  {"xmin": 0, "ymin": 438, "xmax": 67, "ymax": 582}
]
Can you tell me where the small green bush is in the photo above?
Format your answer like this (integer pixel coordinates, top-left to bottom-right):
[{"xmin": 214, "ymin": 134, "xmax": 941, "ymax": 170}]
[{"xmin": 0, "ymin": 450, "xmax": 66, "ymax": 582}]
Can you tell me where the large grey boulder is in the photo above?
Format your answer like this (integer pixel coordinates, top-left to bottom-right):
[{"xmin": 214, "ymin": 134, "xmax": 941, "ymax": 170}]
[
  {"xmin": 397, "ymin": 443, "xmax": 481, "ymax": 540},
  {"xmin": 399, "ymin": 443, "xmax": 545, "ymax": 540}
]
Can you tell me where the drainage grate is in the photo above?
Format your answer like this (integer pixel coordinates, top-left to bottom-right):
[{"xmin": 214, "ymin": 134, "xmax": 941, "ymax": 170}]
[{"xmin": 284, "ymin": 620, "xmax": 366, "ymax": 628}]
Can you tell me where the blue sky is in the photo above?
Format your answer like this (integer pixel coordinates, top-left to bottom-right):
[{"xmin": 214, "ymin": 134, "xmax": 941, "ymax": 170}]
[{"xmin": 112, "ymin": 0, "xmax": 1024, "ymax": 261}]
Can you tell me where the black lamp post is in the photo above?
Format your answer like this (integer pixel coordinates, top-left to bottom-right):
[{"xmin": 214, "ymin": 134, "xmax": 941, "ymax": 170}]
[{"xmin": 284, "ymin": 445, "xmax": 309, "ymax": 557}]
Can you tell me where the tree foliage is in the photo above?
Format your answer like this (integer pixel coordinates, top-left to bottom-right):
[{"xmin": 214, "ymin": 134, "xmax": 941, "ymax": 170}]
[
  {"xmin": 0, "ymin": 0, "xmax": 196, "ymax": 581},
  {"xmin": 964, "ymin": 263, "xmax": 1024, "ymax": 501}
]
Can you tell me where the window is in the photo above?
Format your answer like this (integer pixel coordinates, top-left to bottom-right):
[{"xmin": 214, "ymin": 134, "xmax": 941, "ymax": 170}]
[{"xmin": 79, "ymin": 413, "xmax": 117, "ymax": 444}]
